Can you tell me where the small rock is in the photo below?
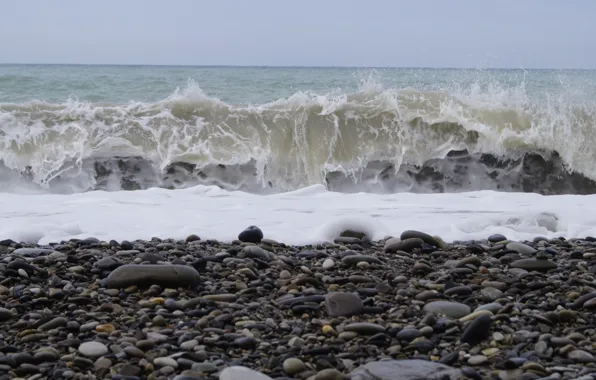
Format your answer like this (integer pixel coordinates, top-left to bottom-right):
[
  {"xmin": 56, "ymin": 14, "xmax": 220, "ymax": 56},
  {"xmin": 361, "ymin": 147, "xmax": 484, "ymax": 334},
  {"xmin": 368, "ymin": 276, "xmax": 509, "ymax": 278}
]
[
  {"xmin": 461, "ymin": 315, "xmax": 492, "ymax": 346},
  {"xmin": 283, "ymin": 357, "xmax": 306, "ymax": 375},
  {"xmin": 78, "ymin": 341, "xmax": 108, "ymax": 358},
  {"xmin": 154, "ymin": 357, "xmax": 179, "ymax": 368},
  {"xmin": 325, "ymin": 292, "xmax": 364, "ymax": 317},
  {"xmin": 423, "ymin": 301, "xmax": 471, "ymax": 318},
  {"xmin": 219, "ymin": 366, "xmax": 274, "ymax": 380},
  {"xmin": 238, "ymin": 226, "xmax": 264, "ymax": 243},
  {"xmin": 105, "ymin": 264, "xmax": 200, "ymax": 288}
]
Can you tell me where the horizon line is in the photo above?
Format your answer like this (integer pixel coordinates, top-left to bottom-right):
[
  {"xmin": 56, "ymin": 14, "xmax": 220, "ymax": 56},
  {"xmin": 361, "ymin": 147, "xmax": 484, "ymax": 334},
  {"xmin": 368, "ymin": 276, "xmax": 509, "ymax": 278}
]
[{"xmin": 0, "ymin": 63, "xmax": 595, "ymax": 71}]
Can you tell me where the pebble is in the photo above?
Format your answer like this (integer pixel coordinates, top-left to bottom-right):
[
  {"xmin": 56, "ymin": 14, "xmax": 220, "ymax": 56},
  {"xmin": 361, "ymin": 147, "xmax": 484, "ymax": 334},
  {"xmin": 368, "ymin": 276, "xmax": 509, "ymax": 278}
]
[
  {"xmin": 325, "ymin": 292, "xmax": 364, "ymax": 317},
  {"xmin": 423, "ymin": 301, "xmax": 471, "ymax": 318},
  {"xmin": 105, "ymin": 264, "xmax": 201, "ymax": 288},
  {"xmin": 219, "ymin": 366, "xmax": 274, "ymax": 380},
  {"xmin": 283, "ymin": 358, "xmax": 306, "ymax": 375},
  {"xmin": 78, "ymin": 341, "xmax": 108, "ymax": 358},
  {"xmin": 461, "ymin": 315, "xmax": 493, "ymax": 346},
  {"xmin": 238, "ymin": 226, "xmax": 264, "ymax": 243}
]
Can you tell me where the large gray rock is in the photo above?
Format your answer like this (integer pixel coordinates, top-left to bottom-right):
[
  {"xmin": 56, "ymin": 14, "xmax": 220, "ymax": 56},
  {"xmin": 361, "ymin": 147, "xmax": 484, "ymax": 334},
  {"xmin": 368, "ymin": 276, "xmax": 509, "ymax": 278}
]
[
  {"xmin": 325, "ymin": 292, "xmax": 364, "ymax": 317},
  {"xmin": 349, "ymin": 359, "xmax": 462, "ymax": 380},
  {"xmin": 104, "ymin": 264, "xmax": 200, "ymax": 288},
  {"xmin": 219, "ymin": 366, "xmax": 274, "ymax": 380},
  {"xmin": 423, "ymin": 301, "xmax": 471, "ymax": 318}
]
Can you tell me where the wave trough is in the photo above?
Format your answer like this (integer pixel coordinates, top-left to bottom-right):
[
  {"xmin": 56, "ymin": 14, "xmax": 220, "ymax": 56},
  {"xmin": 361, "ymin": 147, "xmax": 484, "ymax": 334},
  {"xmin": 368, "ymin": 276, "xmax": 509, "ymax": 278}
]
[{"xmin": 1, "ymin": 78, "xmax": 595, "ymax": 195}]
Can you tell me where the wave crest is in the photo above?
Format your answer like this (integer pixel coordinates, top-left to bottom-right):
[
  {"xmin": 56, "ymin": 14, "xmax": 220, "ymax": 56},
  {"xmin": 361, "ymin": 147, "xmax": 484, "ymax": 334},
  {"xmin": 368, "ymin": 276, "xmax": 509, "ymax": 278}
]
[{"xmin": 1, "ymin": 78, "xmax": 595, "ymax": 195}]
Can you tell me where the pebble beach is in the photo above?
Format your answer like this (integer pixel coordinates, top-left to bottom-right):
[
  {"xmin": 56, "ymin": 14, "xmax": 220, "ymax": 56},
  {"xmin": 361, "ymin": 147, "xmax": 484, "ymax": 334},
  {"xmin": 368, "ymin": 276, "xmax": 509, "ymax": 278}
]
[{"xmin": 1, "ymin": 226, "xmax": 596, "ymax": 380}]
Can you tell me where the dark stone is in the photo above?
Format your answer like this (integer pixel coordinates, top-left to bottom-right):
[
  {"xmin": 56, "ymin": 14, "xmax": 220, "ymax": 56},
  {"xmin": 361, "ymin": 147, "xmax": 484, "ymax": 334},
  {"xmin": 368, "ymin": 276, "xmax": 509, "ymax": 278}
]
[
  {"xmin": 488, "ymin": 234, "xmax": 507, "ymax": 243},
  {"xmin": 95, "ymin": 257, "xmax": 122, "ymax": 271},
  {"xmin": 104, "ymin": 264, "xmax": 200, "ymax": 288},
  {"xmin": 461, "ymin": 315, "xmax": 493, "ymax": 346},
  {"xmin": 186, "ymin": 234, "xmax": 201, "ymax": 242},
  {"xmin": 120, "ymin": 240, "xmax": 134, "ymax": 250},
  {"xmin": 400, "ymin": 230, "xmax": 440, "ymax": 247},
  {"xmin": 395, "ymin": 328, "xmax": 421, "ymax": 342},
  {"xmin": 509, "ymin": 258, "xmax": 557, "ymax": 272},
  {"xmin": 238, "ymin": 226, "xmax": 264, "ymax": 243},
  {"xmin": 385, "ymin": 238, "xmax": 425, "ymax": 253}
]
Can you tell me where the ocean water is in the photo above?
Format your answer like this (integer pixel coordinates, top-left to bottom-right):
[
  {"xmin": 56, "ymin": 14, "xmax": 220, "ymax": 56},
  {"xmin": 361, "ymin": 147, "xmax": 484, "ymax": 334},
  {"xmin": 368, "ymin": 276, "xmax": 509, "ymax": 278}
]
[{"xmin": 1, "ymin": 64, "xmax": 596, "ymax": 244}]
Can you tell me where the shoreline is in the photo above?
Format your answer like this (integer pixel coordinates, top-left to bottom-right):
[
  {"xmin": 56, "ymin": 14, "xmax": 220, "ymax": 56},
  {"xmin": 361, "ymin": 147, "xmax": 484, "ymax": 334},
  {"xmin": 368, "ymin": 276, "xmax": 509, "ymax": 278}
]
[{"xmin": 1, "ymin": 227, "xmax": 595, "ymax": 380}]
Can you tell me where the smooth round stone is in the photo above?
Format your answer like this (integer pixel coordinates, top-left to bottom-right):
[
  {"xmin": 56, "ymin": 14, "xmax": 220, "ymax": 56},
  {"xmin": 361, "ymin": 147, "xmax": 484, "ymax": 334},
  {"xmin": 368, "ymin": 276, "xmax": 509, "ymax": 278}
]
[
  {"xmin": 186, "ymin": 234, "xmax": 201, "ymax": 242},
  {"xmin": 400, "ymin": 230, "xmax": 441, "ymax": 246},
  {"xmin": 105, "ymin": 264, "xmax": 201, "ymax": 288},
  {"xmin": 509, "ymin": 258, "xmax": 557, "ymax": 272},
  {"xmin": 238, "ymin": 226, "xmax": 264, "ymax": 243},
  {"xmin": 288, "ymin": 337, "xmax": 305, "ymax": 348},
  {"xmin": 481, "ymin": 287, "xmax": 503, "ymax": 302},
  {"xmin": 384, "ymin": 237, "xmax": 425, "ymax": 253},
  {"xmin": 180, "ymin": 340, "xmax": 199, "ymax": 351},
  {"xmin": 395, "ymin": 328, "xmax": 421, "ymax": 342},
  {"xmin": 475, "ymin": 303, "xmax": 502, "ymax": 313},
  {"xmin": 468, "ymin": 355, "xmax": 488, "ymax": 365},
  {"xmin": 444, "ymin": 286, "xmax": 472, "ymax": 296},
  {"xmin": 582, "ymin": 297, "xmax": 596, "ymax": 310},
  {"xmin": 219, "ymin": 366, "xmax": 274, "ymax": 380},
  {"xmin": 506, "ymin": 242, "xmax": 537, "ymax": 255},
  {"xmin": 283, "ymin": 358, "xmax": 306, "ymax": 375},
  {"xmin": 154, "ymin": 357, "xmax": 178, "ymax": 368},
  {"xmin": 461, "ymin": 315, "xmax": 492, "ymax": 346},
  {"xmin": 191, "ymin": 362, "xmax": 218, "ymax": 373},
  {"xmin": 322, "ymin": 258, "xmax": 335, "ymax": 269},
  {"xmin": 78, "ymin": 341, "xmax": 108, "ymax": 358},
  {"xmin": 203, "ymin": 294, "xmax": 237, "ymax": 302},
  {"xmin": 341, "ymin": 255, "xmax": 382, "ymax": 265},
  {"xmin": 314, "ymin": 368, "xmax": 346, "ymax": 380},
  {"xmin": 0, "ymin": 308, "xmax": 13, "ymax": 322},
  {"xmin": 488, "ymin": 234, "xmax": 507, "ymax": 243},
  {"xmin": 325, "ymin": 292, "xmax": 364, "ymax": 317},
  {"xmin": 423, "ymin": 301, "xmax": 471, "ymax": 318},
  {"xmin": 349, "ymin": 360, "xmax": 462, "ymax": 380},
  {"xmin": 568, "ymin": 350, "xmax": 595, "ymax": 363},
  {"xmin": 344, "ymin": 322, "xmax": 385, "ymax": 335}
]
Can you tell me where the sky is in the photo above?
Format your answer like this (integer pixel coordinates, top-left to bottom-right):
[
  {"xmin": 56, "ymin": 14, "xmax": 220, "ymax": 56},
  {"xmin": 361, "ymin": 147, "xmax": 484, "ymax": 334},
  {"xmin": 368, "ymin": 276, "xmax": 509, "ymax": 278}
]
[{"xmin": 1, "ymin": 0, "xmax": 595, "ymax": 69}]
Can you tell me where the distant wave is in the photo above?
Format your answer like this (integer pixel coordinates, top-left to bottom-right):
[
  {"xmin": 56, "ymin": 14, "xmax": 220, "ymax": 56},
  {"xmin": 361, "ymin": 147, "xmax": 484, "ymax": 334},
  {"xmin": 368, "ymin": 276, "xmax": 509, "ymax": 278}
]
[{"xmin": 1, "ymin": 78, "xmax": 596, "ymax": 195}]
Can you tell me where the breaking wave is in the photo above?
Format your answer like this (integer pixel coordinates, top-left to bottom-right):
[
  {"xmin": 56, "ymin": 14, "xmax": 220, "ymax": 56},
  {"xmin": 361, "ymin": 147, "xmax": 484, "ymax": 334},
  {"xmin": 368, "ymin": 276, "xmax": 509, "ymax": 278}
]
[{"xmin": 1, "ymin": 77, "xmax": 596, "ymax": 195}]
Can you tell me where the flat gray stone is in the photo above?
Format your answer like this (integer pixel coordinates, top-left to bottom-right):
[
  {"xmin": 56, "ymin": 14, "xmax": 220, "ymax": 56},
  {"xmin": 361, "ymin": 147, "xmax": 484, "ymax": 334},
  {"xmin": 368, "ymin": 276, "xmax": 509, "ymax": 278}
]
[
  {"xmin": 509, "ymin": 258, "xmax": 557, "ymax": 272},
  {"xmin": 12, "ymin": 248, "xmax": 54, "ymax": 257},
  {"xmin": 400, "ymin": 230, "xmax": 441, "ymax": 247},
  {"xmin": 423, "ymin": 301, "xmax": 471, "ymax": 318},
  {"xmin": 344, "ymin": 322, "xmax": 385, "ymax": 335},
  {"xmin": 341, "ymin": 255, "xmax": 382, "ymax": 265},
  {"xmin": 349, "ymin": 359, "xmax": 462, "ymax": 380},
  {"xmin": 506, "ymin": 242, "xmax": 537, "ymax": 255},
  {"xmin": 219, "ymin": 366, "xmax": 274, "ymax": 380},
  {"xmin": 105, "ymin": 264, "xmax": 200, "ymax": 288},
  {"xmin": 384, "ymin": 238, "xmax": 424, "ymax": 253},
  {"xmin": 325, "ymin": 292, "xmax": 364, "ymax": 317},
  {"xmin": 78, "ymin": 341, "xmax": 108, "ymax": 358}
]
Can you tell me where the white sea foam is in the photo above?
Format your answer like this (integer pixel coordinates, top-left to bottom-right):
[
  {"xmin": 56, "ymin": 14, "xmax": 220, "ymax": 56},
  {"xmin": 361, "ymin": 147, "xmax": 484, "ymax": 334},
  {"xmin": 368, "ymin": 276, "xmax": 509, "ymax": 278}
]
[{"xmin": 1, "ymin": 185, "xmax": 594, "ymax": 245}]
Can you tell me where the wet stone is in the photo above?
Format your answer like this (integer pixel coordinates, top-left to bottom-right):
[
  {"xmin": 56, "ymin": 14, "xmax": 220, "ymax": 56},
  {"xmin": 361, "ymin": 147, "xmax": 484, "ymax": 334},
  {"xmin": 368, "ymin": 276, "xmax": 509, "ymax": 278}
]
[
  {"xmin": 423, "ymin": 301, "xmax": 471, "ymax": 318},
  {"xmin": 325, "ymin": 292, "xmax": 364, "ymax": 317}
]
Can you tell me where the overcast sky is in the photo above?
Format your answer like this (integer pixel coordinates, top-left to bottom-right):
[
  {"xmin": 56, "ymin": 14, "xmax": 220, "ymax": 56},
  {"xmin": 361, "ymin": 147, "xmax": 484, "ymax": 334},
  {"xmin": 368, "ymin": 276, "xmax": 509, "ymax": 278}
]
[{"xmin": 1, "ymin": 0, "xmax": 595, "ymax": 69}]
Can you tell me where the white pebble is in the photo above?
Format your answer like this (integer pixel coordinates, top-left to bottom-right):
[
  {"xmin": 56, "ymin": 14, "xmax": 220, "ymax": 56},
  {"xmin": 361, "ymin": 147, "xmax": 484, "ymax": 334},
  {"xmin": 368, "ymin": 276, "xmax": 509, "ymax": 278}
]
[
  {"xmin": 322, "ymin": 258, "xmax": 335, "ymax": 269},
  {"xmin": 78, "ymin": 341, "xmax": 108, "ymax": 358}
]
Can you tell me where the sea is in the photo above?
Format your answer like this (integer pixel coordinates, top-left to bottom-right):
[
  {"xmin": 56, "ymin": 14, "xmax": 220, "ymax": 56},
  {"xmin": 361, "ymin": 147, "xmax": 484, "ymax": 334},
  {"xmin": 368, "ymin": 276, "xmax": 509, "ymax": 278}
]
[{"xmin": 1, "ymin": 64, "xmax": 596, "ymax": 245}]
